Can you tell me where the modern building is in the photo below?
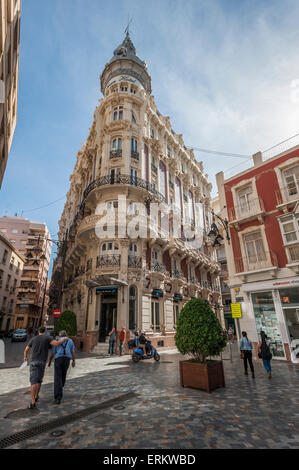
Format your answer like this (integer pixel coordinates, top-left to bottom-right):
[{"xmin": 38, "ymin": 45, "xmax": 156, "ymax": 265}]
[
  {"xmin": 0, "ymin": 216, "xmax": 52, "ymax": 329},
  {"xmin": 0, "ymin": 0, "xmax": 21, "ymax": 188},
  {"xmin": 216, "ymin": 145, "xmax": 299, "ymax": 363},
  {"xmin": 0, "ymin": 232, "xmax": 24, "ymax": 331},
  {"xmin": 50, "ymin": 32, "xmax": 222, "ymax": 353}
]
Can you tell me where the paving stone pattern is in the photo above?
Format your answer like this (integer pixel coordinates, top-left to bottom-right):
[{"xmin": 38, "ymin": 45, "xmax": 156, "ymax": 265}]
[{"xmin": 0, "ymin": 351, "xmax": 298, "ymax": 449}]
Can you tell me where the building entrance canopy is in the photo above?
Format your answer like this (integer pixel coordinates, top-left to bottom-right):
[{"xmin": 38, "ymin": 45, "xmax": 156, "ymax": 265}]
[{"xmin": 85, "ymin": 275, "xmax": 128, "ymax": 289}]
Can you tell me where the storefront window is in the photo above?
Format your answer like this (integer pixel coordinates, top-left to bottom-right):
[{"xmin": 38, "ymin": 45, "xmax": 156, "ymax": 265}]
[
  {"xmin": 251, "ymin": 291, "xmax": 285, "ymax": 357},
  {"xmin": 279, "ymin": 288, "xmax": 299, "ymax": 360}
]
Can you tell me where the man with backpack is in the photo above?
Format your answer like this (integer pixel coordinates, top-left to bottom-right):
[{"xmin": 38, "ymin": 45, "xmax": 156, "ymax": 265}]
[
  {"xmin": 48, "ymin": 330, "xmax": 75, "ymax": 404},
  {"xmin": 258, "ymin": 331, "xmax": 273, "ymax": 379}
]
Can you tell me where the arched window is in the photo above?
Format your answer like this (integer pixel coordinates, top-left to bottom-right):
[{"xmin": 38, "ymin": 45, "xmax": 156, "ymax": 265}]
[
  {"xmin": 101, "ymin": 241, "xmax": 118, "ymax": 253},
  {"xmin": 129, "ymin": 286, "xmax": 137, "ymax": 330}
]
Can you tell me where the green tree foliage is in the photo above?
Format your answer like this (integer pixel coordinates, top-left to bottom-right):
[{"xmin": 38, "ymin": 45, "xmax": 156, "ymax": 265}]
[
  {"xmin": 56, "ymin": 310, "xmax": 77, "ymax": 336},
  {"xmin": 175, "ymin": 298, "xmax": 227, "ymax": 362}
]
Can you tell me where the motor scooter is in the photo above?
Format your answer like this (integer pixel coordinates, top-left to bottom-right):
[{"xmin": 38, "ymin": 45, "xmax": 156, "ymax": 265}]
[{"xmin": 131, "ymin": 340, "xmax": 160, "ymax": 363}]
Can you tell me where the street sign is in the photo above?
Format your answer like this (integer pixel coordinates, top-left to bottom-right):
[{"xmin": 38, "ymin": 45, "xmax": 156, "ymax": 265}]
[
  {"xmin": 231, "ymin": 303, "xmax": 242, "ymax": 318},
  {"xmin": 53, "ymin": 309, "xmax": 62, "ymax": 318}
]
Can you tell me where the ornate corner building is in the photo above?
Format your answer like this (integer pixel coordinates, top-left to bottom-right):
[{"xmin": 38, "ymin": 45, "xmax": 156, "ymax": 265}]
[{"xmin": 50, "ymin": 33, "xmax": 222, "ymax": 353}]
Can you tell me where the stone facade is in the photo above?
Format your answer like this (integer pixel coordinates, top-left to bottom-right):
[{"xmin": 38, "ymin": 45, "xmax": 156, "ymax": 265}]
[
  {"xmin": 0, "ymin": 0, "xmax": 21, "ymax": 188},
  {"xmin": 51, "ymin": 33, "xmax": 222, "ymax": 352}
]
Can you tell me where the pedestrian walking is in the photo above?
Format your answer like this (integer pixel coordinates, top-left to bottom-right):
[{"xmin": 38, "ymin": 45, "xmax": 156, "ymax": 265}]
[
  {"xmin": 48, "ymin": 330, "xmax": 75, "ymax": 405},
  {"xmin": 228, "ymin": 326, "xmax": 234, "ymax": 343},
  {"xmin": 108, "ymin": 328, "xmax": 116, "ymax": 355},
  {"xmin": 23, "ymin": 326, "xmax": 69, "ymax": 409},
  {"xmin": 258, "ymin": 331, "xmax": 273, "ymax": 379},
  {"xmin": 118, "ymin": 327, "xmax": 126, "ymax": 356},
  {"xmin": 239, "ymin": 331, "xmax": 255, "ymax": 378}
]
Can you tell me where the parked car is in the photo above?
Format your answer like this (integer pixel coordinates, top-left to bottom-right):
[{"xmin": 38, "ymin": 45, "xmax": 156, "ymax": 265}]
[{"xmin": 11, "ymin": 329, "xmax": 28, "ymax": 342}]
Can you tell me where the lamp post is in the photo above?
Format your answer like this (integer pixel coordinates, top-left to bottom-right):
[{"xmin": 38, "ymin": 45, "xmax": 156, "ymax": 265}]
[{"xmin": 207, "ymin": 211, "xmax": 230, "ymax": 246}]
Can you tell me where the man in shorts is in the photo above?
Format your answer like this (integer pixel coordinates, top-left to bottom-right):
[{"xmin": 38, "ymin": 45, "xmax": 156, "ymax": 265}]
[{"xmin": 24, "ymin": 326, "xmax": 69, "ymax": 409}]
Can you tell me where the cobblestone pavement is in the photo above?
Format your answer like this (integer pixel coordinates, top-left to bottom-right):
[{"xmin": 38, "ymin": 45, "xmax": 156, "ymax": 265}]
[{"xmin": 0, "ymin": 347, "xmax": 298, "ymax": 449}]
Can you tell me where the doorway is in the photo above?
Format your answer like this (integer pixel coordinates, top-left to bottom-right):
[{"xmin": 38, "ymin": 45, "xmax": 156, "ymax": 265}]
[{"xmin": 99, "ymin": 299, "xmax": 117, "ymax": 342}]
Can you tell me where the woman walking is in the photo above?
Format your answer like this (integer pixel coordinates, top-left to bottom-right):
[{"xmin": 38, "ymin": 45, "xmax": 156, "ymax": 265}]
[
  {"xmin": 240, "ymin": 331, "xmax": 255, "ymax": 378},
  {"xmin": 258, "ymin": 331, "xmax": 273, "ymax": 379}
]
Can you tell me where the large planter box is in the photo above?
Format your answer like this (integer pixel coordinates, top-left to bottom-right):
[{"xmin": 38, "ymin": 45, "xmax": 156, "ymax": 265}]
[{"xmin": 179, "ymin": 359, "xmax": 225, "ymax": 393}]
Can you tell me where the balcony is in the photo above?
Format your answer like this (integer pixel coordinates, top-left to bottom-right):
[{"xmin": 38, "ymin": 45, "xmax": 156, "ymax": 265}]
[
  {"xmin": 128, "ymin": 255, "xmax": 142, "ymax": 268},
  {"xmin": 172, "ymin": 269, "xmax": 185, "ymax": 280},
  {"xmin": 202, "ymin": 280, "xmax": 212, "ymax": 290},
  {"xmin": 275, "ymin": 185, "xmax": 299, "ymax": 211},
  {"xmin": 188, "ymin": 276, "xmax": 199, "ymax": 285},
  {"xmin": 235, "ymin": 251, "xmax": 278, "ymax": 276},
  {"xmin": 131, "ymin": 151, "xmax": 139, "ymax": 161},
  {"xmin": 228, "ymin": 197, "xmax": 265, "ymax": 225},
  {"xmin": 82, "ymin": 174, "xmax": 166, "ymax": 205},
  {"xmin": 151, "ymin": 261, "xmax": 167, "ymax": 274},
  {"xmin": 110, "ymin": 149, "xmax": 122, "ymax": 159},
  {"xmin": 96, "ymin": 254, "xmax": 120, "ymax": 268}
]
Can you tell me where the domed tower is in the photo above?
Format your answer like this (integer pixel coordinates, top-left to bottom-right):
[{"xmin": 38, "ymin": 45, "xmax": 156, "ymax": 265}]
[{"xmin": 51, "ymin": 33, "xmax": 221, "ymax": 353}]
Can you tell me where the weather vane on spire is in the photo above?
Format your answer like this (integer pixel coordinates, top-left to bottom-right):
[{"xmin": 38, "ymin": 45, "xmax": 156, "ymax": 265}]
[{"xmin": 124, "ymin": 16, "xmax": 133, "ymax": 36}]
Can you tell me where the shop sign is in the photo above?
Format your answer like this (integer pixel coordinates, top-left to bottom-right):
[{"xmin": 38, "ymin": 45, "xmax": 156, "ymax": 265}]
[
  {"xmin": 236, "ymin": 297, "xmax": 244, "ymax": 302},
  {"xmin": 174, "ymin": 293, "xmax": 182, "ymax": 302},
  {"xmin": 96, "ymin": 287, "xmax": 118, "ymax": 295},
  {"xmin": 231, "ymin": 303, "xmax": 242, "ymax": 318},
  {"xmin": 152, "ymin": 289, "xmax": 163, "ymax": 298},
  {"xmin": 282, "ymin": 297, "xmax": 290, "ymax": 303}
]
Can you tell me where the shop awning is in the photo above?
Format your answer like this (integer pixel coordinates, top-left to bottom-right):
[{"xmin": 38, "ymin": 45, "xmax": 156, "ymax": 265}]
[{"xmin": 85, "ymin": 275, "xmax": 128, "ymax": 288}]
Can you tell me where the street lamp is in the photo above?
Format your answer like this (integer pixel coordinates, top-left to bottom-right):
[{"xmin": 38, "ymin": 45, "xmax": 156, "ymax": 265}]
[{"xmin": 208, "ymin": 211, "xmax": 230, "ymax": 246}]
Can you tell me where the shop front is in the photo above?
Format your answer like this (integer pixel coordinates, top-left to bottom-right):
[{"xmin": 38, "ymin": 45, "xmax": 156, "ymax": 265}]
[{"xmin": 279, "ymin": 288, "xmax": 299, "ymax": 363}]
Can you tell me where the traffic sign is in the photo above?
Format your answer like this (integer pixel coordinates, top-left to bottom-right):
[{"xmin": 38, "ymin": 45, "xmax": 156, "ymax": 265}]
[
  {"xmin": 231, "ymin": 303, "xmax": 242, "ymax": 318},
  {"xmin": 53, "ymin": 309, "xmax": 62, "ymax": 318}
]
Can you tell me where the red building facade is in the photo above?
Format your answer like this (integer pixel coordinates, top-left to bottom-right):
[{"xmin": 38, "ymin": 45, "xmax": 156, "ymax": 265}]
[{"xmin": 217, "ymin": 148, "xmax": 299, "ymax": 363}]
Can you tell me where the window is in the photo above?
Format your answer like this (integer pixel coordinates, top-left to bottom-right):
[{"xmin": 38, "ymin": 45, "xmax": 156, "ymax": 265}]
[
  {"xmin": 131, "ymin": 138, "xmax": 138, "ymax": 153},
  {"xmin": 128, "ymin": 202, "xmax": 138, "ymax": 215},
  {"xmin": 244, "ymin": 231, "xmax": 266, "ymax": 264},
  {"xmin": 150, "ymin": 128, "xmax": 155, "ymax": 138},
  {"xmin": 101, "ymin": 242, "xmax": 118, "ymax": 253},
  {"xmin": 151, "ymin": 301, "xmax": 160, "ymax": 330},
  {"xmin": 106, "ymin": 201, "xmax": 118, "ymax": 210},
  {"xmin": 6, "ymin": 274, "xmax": 11, "ymax": 288},
  {"xmin": 130, "ymin": 87, "xmax": 136, "ymax": 94},
  {"xmin": 120, "ymin": 85, "xmax": 128, "ymax": 92},
  {"xmin": 283, "ymin": 165, "xmax": 299, "ymax": 198},
  {"xmin": 113, "ymin": 106, "xmax": 123, "ymax": 121},
  {"xmin": 167, "ymin": 146, "xmax": 172, "ymax": 158},
  {"xmin": 280, "ymin": 215, "xmax": 299, "ymax": 243},
  {"xmin": 111, "ymin": 138, "xmax": 122, "ymax": 151},
  {"xmin": 173, "ymin": 304, "xmax": 179, "ymax": 325},
  {"xmin": 131, "ymin": 113, "xmax": 136, "ymax": 123},
  {"xmin": 289, "ymin": 245, "xmax": 299, "ymax": 261},
  {"xmin": 2, "ymin": 249, "xmax": 8, "ymax": 264},
  {"xmin": 237, "ymin": 185, "xmax": 253, "ymax": 213}
]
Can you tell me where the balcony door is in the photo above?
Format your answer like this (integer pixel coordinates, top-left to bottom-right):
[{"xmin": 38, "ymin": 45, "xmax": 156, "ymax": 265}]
[
  {"xmin": 244, "ymin": 231, "xmax": 266, "ymax": 270},
  {"xmin": 283, "ymin": 165, "xmax": 299, "ymax": 199}
]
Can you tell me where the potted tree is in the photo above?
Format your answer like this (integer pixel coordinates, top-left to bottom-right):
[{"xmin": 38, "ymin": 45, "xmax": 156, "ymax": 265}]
[{"xmin": 175, "ymin": 298, "xmax": 227, "ymax": 392}]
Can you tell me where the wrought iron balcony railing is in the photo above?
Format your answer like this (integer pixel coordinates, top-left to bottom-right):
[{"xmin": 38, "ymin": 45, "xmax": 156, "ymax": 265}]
[
  {"xmin": 202, "ymin": 280, "xmax": 212, "ymax": 290},
  {"xmin": 235, "ymin": 251, "xmax": 278, "ymax": 273},
  {"xmin": 131, "ymin": 151, "xmax": 139, "ymax": 160},
  {"xmin": 110, "ymin": 149, "xmax": 122, "ymax": 159},
  {"xmin": 82, "ymin": 174, "xmax": 166, "ymax": 205},
  {"xmin": 96, "ymin": 254, "xmax": 121, "ymax": 268},
  {"xmin": 172, "ymin": 269, "xmax": 185, "ymax": 280},
  {"xmin": 228, "ymin": 197, "xmax": 265, "ymax": 222},
  {"xmin": 128, "ymin": 255, "xmax": 142, "ymax": 268},
  {"xmin": 188, "ymin": 276, "xmax": 199, "ymax": 285},
  {"xmin": 151, "ymin": 261, "xmax": 167, "ymax": 274}
]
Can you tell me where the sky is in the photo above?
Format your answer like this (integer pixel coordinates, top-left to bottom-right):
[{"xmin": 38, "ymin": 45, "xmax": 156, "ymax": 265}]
[{"xmin": 1, "ymin": 0, "xmax": 299, "ymax": 276}]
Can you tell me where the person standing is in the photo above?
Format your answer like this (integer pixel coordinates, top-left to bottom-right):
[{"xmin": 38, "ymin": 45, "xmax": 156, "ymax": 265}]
[
  {"xmin": 258, "ymin": 331, "xmax": 273, "ymax": 379},
  {"xmin": 118, "ymin": 327, "xmax": 126, "ymax": 356},
  {"xmin": 108, "ymin": 328, "xmax": 116, "ymax": 355},
  {"xmin": 239, "ymin": 331, "xmax": 255, "ymax": 378},
  {"xmin": 24, "ymin": 326, "xmax": 69, "ymax": 409},
  {"xmin": 228, "ymin": 326, "xmax": 234, "ymax": 343},
  {"xmin": 48, "ymin": 330, "xmax": 75, "ymax": 405}
]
